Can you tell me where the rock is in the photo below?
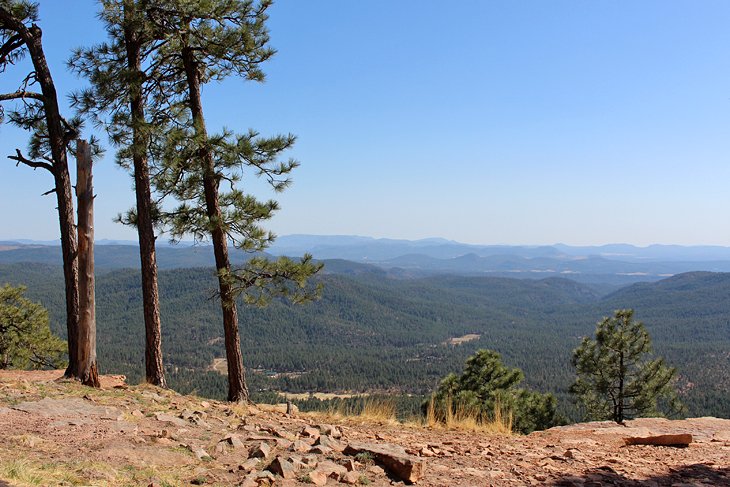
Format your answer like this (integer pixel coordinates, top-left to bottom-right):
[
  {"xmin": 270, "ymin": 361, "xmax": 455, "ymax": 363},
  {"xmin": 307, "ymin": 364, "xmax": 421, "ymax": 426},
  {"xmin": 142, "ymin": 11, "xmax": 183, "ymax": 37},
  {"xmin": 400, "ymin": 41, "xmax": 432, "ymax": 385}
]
[
  {"xmin": 153, "ymin": 412, "xmax": 188, "ymax": 427},
  {"xmin": 308, "ymin": 445, "xmax": 332, "ymax": 455},
  {"xmin": 267, "ymin": 456, "xmax": 298, "ymax": 480},
  {"xmin": 711, "ymin": 431, "xmax": 730, "ymax": 442},
  {"xmin": 315, "ymin": 460, "xmax": 348, "ymax": 479},
  {"xmin": 367, "ymin": 465, "xmax": 385, "ymax": 475},
  {"xmin": 249, "ymin": 442, "xmax": 273, "ymax": 459},
  {"xmin": 340, "ymin": 471, "xmax": 360, "ymax": 484},
  {"xmin": 340, "ymin": 458, "xmax": 357, "ymax": 471},
  {"xmin": 239, "ymin": 475, "xmax": 259, "ymax": 487},
  {"xmin": 261, "ymin": 425, "xmax": 296, "ymax": 441},
  {"xmin": 289, "ymin": 440, "xmax": 311, "ymax": 452},
  {"xmin": 246, "ymin": 434, "xmax": 278, "ymax": 442},
  {"xmin": 318, "ymin": 424, "xmax": 343, "ymax": 439},
  {"xmin": 275, "ymin": 438, "xmax": 293, "ymax": 450},
  {"xmin": 189, "ymin": 446, "xmax": 211, "ymax": 460},
  {"xmin": 286, "ymin": 454, "xmax": 305, "ymax": 470},
  {"xmin": 238, "ymin": 458, "xmax": 260, "ymax": 473},
  {"xmin": 300, "ymin": 426, "xmax": 320, "ymax": 439},
  {"xmin": 265, "ymin": 403, "xmax": 299, "ymax": 414},
  {"xmin": 13, "ymin": 398, "xmax": 124, "ymax": 421},
  {"xmin": 302, "ymin": 455, "xmax": 318, "ymax": 467},
  {"xmin": 623, "ymin": 434, "xmax": 693, "ymax": 447},
  {"xmin": 222, "ymin": 433, "xmax": 244, "ymax": 449},
  {"xmin": 315, "ymin": 434, "xmax": 344, "ymax": 452},
  {"xmin": 308, "ymin": 470, "xmax": 328, "ymax": 486},
  {"xmin": 255, "ymin": 470, "xmax": 277, "ymax": 484},
  {"xmin": 344, "ymin": 441, "xmax": 425, "ymax": 484}
]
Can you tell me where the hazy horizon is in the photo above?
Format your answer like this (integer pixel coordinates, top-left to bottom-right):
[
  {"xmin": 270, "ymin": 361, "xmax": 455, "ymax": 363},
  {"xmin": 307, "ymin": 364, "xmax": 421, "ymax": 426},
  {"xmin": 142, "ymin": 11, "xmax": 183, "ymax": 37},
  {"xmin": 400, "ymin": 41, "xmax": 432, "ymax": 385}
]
[{"xmin": 5, "ymin": 233, "xmax": 730, "ymax": 250}]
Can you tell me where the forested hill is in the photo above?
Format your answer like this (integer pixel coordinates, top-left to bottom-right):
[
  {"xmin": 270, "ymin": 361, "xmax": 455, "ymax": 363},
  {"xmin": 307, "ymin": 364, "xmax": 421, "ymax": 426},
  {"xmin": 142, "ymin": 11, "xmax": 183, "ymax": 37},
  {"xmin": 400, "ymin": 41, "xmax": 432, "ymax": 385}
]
[{"xmin": 0, "ymin": 262, "xmax": 728, "ymax": 419}]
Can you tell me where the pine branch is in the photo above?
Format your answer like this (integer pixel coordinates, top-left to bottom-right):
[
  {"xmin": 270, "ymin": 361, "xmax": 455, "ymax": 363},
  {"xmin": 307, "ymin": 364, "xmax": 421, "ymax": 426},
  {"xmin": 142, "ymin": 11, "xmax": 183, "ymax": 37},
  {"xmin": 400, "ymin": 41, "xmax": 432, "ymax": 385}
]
[
  {"xmin": 0, "ymin": 90, "xmax": 43, "ymax": 102},
  {"xmin": 0, "ymin": 33, "xmax": 23, "ymax": 64},
  {"xmin": 8, "ymin": 148, "xmax": 53, "ymax": 172}
]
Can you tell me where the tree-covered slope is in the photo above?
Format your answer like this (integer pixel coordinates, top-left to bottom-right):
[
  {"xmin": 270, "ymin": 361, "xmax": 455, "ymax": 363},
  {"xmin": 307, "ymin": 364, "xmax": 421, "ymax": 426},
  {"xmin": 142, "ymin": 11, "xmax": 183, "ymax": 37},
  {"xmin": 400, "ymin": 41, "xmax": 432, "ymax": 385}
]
[{"xmin": 0, "ymin": 263, "xmax": 727, "ymax": 418}]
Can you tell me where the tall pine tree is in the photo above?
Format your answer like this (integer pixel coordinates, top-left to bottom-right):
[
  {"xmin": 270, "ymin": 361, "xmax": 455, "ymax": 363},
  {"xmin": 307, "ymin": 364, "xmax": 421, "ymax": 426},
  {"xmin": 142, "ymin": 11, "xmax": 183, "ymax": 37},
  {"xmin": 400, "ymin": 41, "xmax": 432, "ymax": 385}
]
[
  {"xmin": 70, "ymin": 0, "xmax": 167, "ymax": 387},
  {"xmin": 123, "ymin": 0, "xmax": 320, "ymax": 402},
  {"xmin": 0, "ymin": 1, "xmax": 81, "ymax": 378}
]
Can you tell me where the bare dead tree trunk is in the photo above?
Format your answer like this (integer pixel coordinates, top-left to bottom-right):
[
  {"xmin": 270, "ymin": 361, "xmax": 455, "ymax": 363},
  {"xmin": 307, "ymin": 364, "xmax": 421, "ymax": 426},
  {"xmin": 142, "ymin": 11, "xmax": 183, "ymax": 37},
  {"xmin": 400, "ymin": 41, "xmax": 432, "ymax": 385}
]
[
  {"xmin": 182, "ymin": 43, "xmax": 248, "ymax": 403},
  {"xmin": 0, "ymin": 12, "xmax": 80, "ymax": 377},
  {"xmin": 124, "ymin": 0, "xmax": 166, "ymax": 388},
  {"xmin": 76, "ymin": 140, "xmax": 99, "ymax": 387}
]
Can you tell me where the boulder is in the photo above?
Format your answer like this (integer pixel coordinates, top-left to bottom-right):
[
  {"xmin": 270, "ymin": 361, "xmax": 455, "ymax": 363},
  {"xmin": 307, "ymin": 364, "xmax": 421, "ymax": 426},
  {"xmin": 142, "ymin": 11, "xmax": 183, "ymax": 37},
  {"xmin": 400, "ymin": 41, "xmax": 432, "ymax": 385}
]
[{"xmin": 344, "ymin": 441, "xmax": 425, "ymax": 483}]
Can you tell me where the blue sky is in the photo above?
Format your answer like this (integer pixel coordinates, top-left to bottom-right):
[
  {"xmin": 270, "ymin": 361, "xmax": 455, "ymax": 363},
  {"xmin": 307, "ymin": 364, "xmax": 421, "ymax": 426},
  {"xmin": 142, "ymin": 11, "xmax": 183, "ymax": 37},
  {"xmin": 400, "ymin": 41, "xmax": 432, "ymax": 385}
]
[{"xmin": 1, "ymin": 0, "xmax": 730, "ymax": 246}]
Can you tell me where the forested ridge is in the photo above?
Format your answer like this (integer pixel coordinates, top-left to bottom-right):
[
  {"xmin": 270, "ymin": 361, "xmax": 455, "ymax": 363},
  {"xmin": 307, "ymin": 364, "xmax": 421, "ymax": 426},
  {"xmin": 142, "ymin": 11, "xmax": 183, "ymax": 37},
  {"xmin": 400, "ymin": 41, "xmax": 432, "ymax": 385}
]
[{"xmin": 0, "ymin": 262, "xmax": 728, "ymax": 419}]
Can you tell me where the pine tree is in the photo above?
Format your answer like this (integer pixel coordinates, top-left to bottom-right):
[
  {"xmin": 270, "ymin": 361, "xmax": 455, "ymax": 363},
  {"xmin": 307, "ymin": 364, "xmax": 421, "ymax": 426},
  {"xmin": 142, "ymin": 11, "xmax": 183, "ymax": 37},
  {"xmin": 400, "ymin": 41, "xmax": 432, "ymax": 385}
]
[
  {"xmin": 114, "ymin": 0, "xmax": 321, "ymax": 402},
  {"xmin": 0, "ymin": 284, "xmax": 66, "ymax": 370},
  {"xmin": 571, "ymin": 309, "xmax": 683, "ymax": 423},
  {"xmin": 430, "ymin": 349, "xmax": 561, "ymax": 433},
  {"xmin": 70, "ymin": 0, "xmax": 167, "ymax": 388},
  {"xmin": 0, "ymin": 1, "xmax": 81, "ymax": 377}
]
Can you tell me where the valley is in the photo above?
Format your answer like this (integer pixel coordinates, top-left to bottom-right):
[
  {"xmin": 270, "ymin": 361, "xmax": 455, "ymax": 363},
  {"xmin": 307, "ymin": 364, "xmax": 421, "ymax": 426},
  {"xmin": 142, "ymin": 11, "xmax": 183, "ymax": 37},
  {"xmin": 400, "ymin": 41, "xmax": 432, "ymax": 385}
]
[{"xmin": 1, "ymin": 242, "xmax": 729, "ymax": 421}]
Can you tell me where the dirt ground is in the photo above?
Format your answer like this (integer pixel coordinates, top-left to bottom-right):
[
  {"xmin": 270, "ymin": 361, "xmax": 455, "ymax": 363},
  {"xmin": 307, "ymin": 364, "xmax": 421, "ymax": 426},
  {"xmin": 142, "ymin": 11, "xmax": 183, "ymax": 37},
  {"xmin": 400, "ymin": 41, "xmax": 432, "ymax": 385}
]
[{"xmin": 0, "ymin": 370, "xmax": 728, "ymax": 486}]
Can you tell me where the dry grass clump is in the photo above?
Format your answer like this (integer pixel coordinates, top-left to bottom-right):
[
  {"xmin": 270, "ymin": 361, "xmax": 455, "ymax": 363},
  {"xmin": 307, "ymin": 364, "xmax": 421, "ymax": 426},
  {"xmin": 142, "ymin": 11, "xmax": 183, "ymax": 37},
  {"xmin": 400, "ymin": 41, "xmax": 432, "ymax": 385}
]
[
  {"xmin": 359, "ymin": 397, "xmax": 397, "ymax": 423},
  {"xmin": 424, "ymin": 395, "xmax": 512, "ymax": 435},
  {"xmin": 303, "ymin": 396, "xmax": 398, "ymax": 424},
  {"xmin": 0, "ymin": 456, "xmax": 190, "ymax": 487}
]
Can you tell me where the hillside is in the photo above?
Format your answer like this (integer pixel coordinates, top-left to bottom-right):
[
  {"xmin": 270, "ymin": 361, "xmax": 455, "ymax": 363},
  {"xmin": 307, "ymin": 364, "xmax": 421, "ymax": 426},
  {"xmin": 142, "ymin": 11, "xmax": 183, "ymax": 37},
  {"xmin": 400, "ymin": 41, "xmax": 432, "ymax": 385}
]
[
  {"xmin": 0, "ymin": 371, "xmax": 728, "ymax": 486},
  {"xmin": 0, "ymin": 263, "xmax": 728, "ymax": 419}
]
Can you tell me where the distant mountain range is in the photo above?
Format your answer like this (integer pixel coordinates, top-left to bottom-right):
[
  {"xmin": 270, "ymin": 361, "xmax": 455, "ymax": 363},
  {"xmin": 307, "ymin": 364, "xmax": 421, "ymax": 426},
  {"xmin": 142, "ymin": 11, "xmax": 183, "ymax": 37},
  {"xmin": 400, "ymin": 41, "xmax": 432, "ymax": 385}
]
[{"xmin": 4, "ymin": 235, "xmax": 730, "ymax": 286}]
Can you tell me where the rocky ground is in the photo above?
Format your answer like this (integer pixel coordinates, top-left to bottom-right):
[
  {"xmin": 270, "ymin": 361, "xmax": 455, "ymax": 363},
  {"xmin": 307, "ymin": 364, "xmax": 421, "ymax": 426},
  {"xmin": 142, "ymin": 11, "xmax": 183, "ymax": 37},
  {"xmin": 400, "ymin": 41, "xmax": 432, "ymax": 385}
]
[{"xmin": 0, "ymin": 371, "xmax": 728, "ymax": 486}]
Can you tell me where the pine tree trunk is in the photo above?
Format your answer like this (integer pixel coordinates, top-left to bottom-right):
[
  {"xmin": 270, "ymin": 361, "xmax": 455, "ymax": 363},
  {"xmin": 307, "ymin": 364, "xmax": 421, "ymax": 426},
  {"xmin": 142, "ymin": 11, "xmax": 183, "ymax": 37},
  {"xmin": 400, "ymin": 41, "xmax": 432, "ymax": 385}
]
[
  {"xmin": 76, "ymin": 140, "xmax": 99, "ymax": 387},
  {"xmin": 19, "ymin": 23, "xmax": 80, "ymax": 377},
  {"xmin": 124, "ymin": 0, "xmax": 166, "ymax": 388},
  {"xmin": 181, "ymin": 43, "xmax": 249, "ymax": 403}
]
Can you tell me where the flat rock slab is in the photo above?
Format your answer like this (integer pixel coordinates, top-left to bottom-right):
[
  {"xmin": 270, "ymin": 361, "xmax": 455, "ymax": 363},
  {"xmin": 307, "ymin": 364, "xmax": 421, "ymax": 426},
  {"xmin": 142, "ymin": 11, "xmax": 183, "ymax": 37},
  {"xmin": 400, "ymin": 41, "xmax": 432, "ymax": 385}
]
[
  {"xmin": 12, "ymin": 398, "xmax": 123, "ymax": 421},
  {"xmin": 623, "ymin": 433, "xmax": 693, "ymax": 447},
  {"xmin": 344, "ymin": 441, "xmax": 425, "ymax": 483}
]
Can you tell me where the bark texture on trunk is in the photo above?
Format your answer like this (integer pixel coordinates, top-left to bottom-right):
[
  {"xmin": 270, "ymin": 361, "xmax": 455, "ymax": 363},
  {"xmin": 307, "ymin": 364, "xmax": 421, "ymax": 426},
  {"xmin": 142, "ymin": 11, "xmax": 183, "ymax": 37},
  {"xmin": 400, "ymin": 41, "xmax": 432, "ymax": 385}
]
[
  {"xmin": 0, "ymin": 15, "xmax": 80, "ymax": 376},
  {"xmin": 76, "ymin": 140, "xmax": 100, "ymax": 388},
  {"xmin": 181, "ymin": 43, "xmax": 248, "ymax": 403},
  {"xmin": 124, "ymin": 0, "xmax": 166, "ymax": 388}
]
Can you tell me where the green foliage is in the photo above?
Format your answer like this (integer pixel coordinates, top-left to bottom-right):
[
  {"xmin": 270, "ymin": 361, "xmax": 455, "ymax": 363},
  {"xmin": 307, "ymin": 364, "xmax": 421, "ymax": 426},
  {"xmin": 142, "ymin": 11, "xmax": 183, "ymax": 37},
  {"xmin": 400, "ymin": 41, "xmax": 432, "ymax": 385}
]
[
  {"xmin": 2, "ymin": 263, "xmax": 728, "ymax": 420},
  {"xmin": 571, "ymin": 309, "xmax": 683, "ymax": 423},
  {"xmin": 430, "ymin": 349, "xmax": 561, "ymax": 433},
  {"xmin": 0, "ymin": 284, "xmax": 65, "ymax": 369}
]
